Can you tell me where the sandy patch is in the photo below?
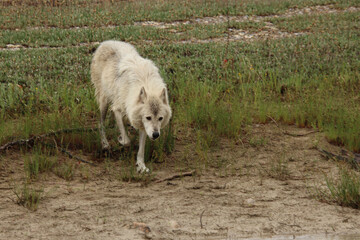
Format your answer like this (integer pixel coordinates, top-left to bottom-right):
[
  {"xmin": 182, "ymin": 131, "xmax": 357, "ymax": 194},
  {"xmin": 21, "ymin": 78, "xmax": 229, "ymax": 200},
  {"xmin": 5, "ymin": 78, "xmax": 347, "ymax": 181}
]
[{"xmin": 1, "ymin": 124, "xmax": 360, "ymax": 239}]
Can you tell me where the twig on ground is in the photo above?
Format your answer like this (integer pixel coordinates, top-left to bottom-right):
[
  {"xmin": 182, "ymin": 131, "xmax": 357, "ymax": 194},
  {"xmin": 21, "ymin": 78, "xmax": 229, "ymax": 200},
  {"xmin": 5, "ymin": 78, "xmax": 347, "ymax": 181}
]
[
  {"xmin": 57, "ymin": 146, "xmax": 96, "ymax": 166},
  {"xmin": 200, "ymin": 209, "xmax": 206, "ymax": 229},
  {"xmin": 0, "ymin": 127, "xmax": 98, "ymax": 152},
  {"xmin": 317, "ymin": 148, "xmax": 360, "ymax": 170},
  {"xmin": 267, "ymin": 115, "xmax": 280, "ymax": 128},
  {"xmin": 36, "ymin": 142, "xmax": 97, "ymax": 166},
  {"xmin": 0, "ymin": 127, "xmax": 98, "ymax": 166},
  {"xmin": 130, "ymin": 222, "xmax": 151, "ymax": 233},
  {"xmin": 267, "ymin": 115, "xmax": 319, "ymax": 137},
  {"xmin": 283, "ymin": 130, "xmax": 319, "ymax": 137},
  {"xmin": 155, "ymin": 170, "xmax": 195, "ymax": 183}
]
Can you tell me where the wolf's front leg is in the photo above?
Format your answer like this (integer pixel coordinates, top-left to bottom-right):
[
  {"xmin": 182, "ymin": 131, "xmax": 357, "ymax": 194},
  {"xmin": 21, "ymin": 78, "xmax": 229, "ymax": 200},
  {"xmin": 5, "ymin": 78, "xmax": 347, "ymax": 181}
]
[
  {"xmin": 99, "ymin": 97, "xmax": 110, "ymax": 150},
  {"xmin": 136, "ymin": 130, "xmax": 150, "ymax": 173},
  {"xmin": 114, "ymin": 110, "xmax": 131, "ymax": 146}
]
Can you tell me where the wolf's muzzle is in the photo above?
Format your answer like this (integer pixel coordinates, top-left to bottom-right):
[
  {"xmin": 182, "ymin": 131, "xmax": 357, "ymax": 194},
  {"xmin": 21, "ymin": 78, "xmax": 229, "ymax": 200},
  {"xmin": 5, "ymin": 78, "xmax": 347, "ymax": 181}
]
[{"xmin": 152, "ymin": 131, "xmax": 160, "ymax": 140}]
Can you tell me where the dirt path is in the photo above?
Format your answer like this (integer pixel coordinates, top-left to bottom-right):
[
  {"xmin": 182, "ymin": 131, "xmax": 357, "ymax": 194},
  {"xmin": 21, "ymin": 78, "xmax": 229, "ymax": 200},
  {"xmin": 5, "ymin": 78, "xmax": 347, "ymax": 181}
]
[
  {"xmin": 1, "ymin": 5, "xmax": 359, "ymax": 51},
  {"xmin": 134, "ymin": 5, "xmax": 359, "ymax": 28},
  {"xmin": 1, "ymin": 124, "xmax": 360, "ymax": 240}
]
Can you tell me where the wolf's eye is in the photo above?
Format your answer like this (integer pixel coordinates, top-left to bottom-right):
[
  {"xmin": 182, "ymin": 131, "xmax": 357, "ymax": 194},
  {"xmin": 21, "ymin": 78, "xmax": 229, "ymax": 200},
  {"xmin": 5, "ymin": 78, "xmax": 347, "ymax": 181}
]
[
  {"xmin": 146, "ymin": 116, "xmax": 151, "ymax": 120},
  {"xmin": 159, "ymin": 117, "xmax": 163, "ymax": 121}
]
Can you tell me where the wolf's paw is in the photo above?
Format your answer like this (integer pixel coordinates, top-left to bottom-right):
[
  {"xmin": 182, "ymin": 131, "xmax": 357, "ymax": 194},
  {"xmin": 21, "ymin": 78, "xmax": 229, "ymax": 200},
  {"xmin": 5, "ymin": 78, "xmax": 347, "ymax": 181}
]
[
  {"xmin": 136, "ymin": 163, "xmax": 150, "ymax": 174},
  {"xmin": 118, "ymin": 135, "xmax": 131, "ymax": 146}
]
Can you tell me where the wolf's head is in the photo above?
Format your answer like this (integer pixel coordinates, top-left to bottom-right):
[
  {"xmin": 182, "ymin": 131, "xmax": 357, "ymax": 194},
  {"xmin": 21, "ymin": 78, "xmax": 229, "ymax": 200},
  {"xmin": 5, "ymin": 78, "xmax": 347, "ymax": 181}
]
[{"xmin": 132, "ymin": 87, "xmax": 171, "ymax": 140}]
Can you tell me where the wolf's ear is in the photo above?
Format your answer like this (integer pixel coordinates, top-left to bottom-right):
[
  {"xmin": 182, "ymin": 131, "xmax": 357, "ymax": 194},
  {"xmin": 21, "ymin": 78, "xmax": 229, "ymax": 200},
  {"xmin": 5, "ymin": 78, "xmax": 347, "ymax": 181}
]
[
  {"xmin": 139, "ymin": 87, "xmax": 147, "ymax": 103},
  {"xmin": 160, "ymin": 88, "xmax": 168, "ymax": 105}
]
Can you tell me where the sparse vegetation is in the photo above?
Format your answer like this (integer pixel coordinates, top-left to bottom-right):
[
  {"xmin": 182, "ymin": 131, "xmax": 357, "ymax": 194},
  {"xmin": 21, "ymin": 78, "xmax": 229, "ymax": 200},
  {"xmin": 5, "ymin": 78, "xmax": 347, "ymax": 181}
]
[
  {"xmin": 53, "ymin": 161, "xmax": 76, "ymax": 181},
  {"xmin": 24, "ymin": 149, "xmax": 57, "ymax": 179},
  {"xmin": 249, "ymin": 137, "xmax": 267, "ymax": 148},
  {"xmin": 0, "ymin": 0, "xmax": 360, "ymax": 215},
  {"xmin": 315, "ymin": 167, "xmax": 360, "ymax": 209},
  {"xmin": 13, "ymin": 183, "xmax": 43, "ymax": 211},
  {"xmin": 268, "ymin": 158, "xmax": 290, "ymax": 180}
]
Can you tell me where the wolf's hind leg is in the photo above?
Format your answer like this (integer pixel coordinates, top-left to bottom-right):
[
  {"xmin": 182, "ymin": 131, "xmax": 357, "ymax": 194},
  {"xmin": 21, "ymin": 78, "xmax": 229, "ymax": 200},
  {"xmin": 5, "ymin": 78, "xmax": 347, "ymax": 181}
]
[
  {"xmin": 136, "ymin": 130, "xmax": 149, "ymax": 173},
  {"xmin": 99, "ymin": 96, "xmax": 110, "ymax": 150},
  {"xmin": 114, "ymin": 110, "xmax": 131, "ymax": 146}
]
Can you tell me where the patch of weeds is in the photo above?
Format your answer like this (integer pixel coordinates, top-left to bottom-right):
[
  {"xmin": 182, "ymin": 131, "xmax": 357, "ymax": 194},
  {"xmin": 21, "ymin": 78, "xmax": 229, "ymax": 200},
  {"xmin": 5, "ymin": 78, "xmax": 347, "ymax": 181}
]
[
  {"xmin": 249, "ymin": 136, "xmax": 267, "ymax": 148},
  {"xmin": 315, "ymin": 168, "xmax": 360, "ymax": 209},
  {"xmin": 13, "ymin": 183, "xmax": 43, "ymax": 211},
  {"xmin": 192, "ymin": 130, "xmax": 217, "ymax": 173},
  {"xmin": 178, "ymin": 145, "xmax": 192, "ymax": 168},
  {"xmin": 53, "ymin": 161, "xmax": 75, "ymax": 181},
  {"xmin": 118, "ymin": 164, "xmax": 154, "ymax": 185},
  {"xmin": 103, "ymin": 157, "xmax": 115, "ymax": 174},
  {"xmin": 80, "ymin": 164, "xmax": 91, "ymax": 182},
  {"xmin": 216, "ymin": 159, "xmax": 234, "ymax": 178},
  {"xmin": 268, "ymin": 158, "xmax": 290, "ymax": 180},
  {"xmin": 24, "ymin": 149, "xmax": 57, "ymax": 180},
  {"xmin": 211, "ymin": 156, "xmax": 230, "ymax": 169}
]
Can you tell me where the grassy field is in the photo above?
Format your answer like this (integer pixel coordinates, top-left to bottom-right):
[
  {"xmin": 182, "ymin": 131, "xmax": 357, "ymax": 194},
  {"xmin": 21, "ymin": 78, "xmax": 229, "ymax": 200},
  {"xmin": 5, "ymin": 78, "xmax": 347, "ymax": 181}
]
[{"xmin": 1, "ymin": 0, "xmax": 360, "ymax": 212}]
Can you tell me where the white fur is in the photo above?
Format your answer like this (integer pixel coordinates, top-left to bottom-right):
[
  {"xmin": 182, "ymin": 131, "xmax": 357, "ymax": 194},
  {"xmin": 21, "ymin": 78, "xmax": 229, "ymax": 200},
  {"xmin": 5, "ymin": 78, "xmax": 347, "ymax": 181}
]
[{"xmin": 91, "ymin": 40, "xmax": 172, "ymax": 173}]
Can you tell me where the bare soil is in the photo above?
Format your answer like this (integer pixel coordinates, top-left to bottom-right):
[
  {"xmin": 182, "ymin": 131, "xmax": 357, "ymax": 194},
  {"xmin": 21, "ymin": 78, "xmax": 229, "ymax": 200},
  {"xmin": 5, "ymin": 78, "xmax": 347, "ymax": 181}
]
[{"xmin": 1, "ymin": 123, "xmax": 360, "ymax": 240}]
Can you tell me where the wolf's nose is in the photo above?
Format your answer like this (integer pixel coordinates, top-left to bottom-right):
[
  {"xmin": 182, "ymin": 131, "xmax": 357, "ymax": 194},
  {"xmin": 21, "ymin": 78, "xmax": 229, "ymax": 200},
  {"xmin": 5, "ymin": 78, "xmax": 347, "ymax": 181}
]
[{"xmin": 152, "ymin": 132, "xmax": 159, "ymax": 139}]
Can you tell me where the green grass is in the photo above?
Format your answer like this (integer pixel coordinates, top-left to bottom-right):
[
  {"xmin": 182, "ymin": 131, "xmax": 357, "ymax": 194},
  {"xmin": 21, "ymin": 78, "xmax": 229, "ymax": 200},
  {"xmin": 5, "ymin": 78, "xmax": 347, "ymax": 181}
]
[
  {"xmin": 1, "ymin": 0, "xmax": 360, "ymax": 192},
  {"xmin": 1, "ymin": 28, "xmax": 360, "ymax": 152},
  {"xmin": 13, "ymin": 183, "xmax": 43, "ymax": 211},
  {"xmin": 268, "ymin": 158, "xmax": 290, "ymax": 180},
  {"xmin": 24, "ymin": 149, "xmax": 57, "ymax": 179},
  {"xmin": 2, "ymin": 0, "xmax": 358, "ymax": 30},
  {"xmin": 315, "ymin": 167, "xmax": 360, "ymax": 209},
  {"xmin": 53, "ymin": 161, "xmax": 75, "ymax": 181},
  {"xmin": 271, "ymin": 10, "xmax": 360, "ymax": 33},
  {"xmin": 0, "ymin": 23, "xmax": 228, "ymax": 48},
  {"xmin": 1, "ymin": 10, "xmax": 359, "ymax": 48}
]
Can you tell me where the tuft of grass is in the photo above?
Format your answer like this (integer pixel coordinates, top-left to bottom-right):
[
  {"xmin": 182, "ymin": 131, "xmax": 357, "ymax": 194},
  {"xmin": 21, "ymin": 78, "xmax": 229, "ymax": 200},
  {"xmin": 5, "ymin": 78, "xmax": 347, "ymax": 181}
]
[
  {"xmin": 117, "ymin": 163, "xmax": 154, "ymax": 185},
  {"xmin": 53, "ymin": 161, "xmax": 75, "ymax": 181},
  {"xmin": 24, "ymin": 149, "xmax": 57, "ymax": 179},
  {"xmin": 80, "ymin": 164, "xmax": 91, "ymax": 182},
  {"xmin": 249, "ymin": 136, "xmax": 267, "ymax": 148},
  {"xmin": 315, "ymin": 168, "xmax": 360, "ymax": 209},
  {"xmin": 268, "ymin": 158, "xmax": 290, "ymax": 180},
  {"xmin": 13, "ymin": 183, "xmax": 43, "ymax": 211}
]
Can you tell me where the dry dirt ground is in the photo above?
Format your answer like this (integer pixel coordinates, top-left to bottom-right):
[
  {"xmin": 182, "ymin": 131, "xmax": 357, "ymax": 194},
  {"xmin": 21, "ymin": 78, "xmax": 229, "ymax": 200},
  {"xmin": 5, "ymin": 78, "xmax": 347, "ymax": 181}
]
[{"xmin": 1, "ymin": 123, "xmax": 360, "ymax": 240}]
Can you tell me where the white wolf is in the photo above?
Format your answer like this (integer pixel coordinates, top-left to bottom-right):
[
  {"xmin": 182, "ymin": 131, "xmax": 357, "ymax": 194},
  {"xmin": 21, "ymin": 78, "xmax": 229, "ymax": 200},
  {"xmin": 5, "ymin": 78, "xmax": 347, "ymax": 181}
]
[{"xmin": 90, "ymin": 40, "xmax": 172, "ymax": 173}]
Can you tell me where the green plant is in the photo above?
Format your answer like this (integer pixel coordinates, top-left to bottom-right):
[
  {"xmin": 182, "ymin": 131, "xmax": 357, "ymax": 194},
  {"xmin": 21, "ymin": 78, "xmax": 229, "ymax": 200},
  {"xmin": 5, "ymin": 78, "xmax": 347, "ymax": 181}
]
[
  {"xmin": 268, "ymin": 158, "xmax": 290, "ymax": 180},
  {"xmin": 24, "ymin": 149, "xmax": 57, "ymax": 179},
  {"xmin": 13, "ymin": 183, "xmax": 43, "ymax": 211},
  {"xmin": 117, "ymin": 161, "xmax": 154, "ymax": 184},
  {"xmin": 315, "ymin": 168, "xmax": 360, "ymax": 209},
  {"xmin": 53, "ymin": 161, "xmax": 75, "ymax": 181},
  {"xmin": 249, "ymin": 137, "xmax": 267, "ymax": 148}
]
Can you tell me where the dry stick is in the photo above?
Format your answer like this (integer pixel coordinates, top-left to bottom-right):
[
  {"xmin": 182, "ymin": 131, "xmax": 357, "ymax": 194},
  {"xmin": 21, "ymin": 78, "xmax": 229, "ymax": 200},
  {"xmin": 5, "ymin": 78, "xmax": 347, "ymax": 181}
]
[
  {"xmin": 317, "ymin": 148, "xmax": 359, "ymax": 170},
  {"xmin": 154, "ymin": 170, "xmax": 195, "ymax": 183},
  {"xmin": 52, "ymin": 144, "xmax": 96, "ymax": 166},
  {"xmin": 0, "ymin": 127, "xmax": 98, "ymax": 152},
  {"xmin": 25, "ymin": 137, "xmax": 97, "ymax": 166},
  {"xmin": 267, "ymin": 115, "xmax": 319, "ymax": 137},
  {"xmin": 200, "ymin": 209, "xmax": 206, "ymax": 229},
  {"xmin": 283, "ymin": 130, "xmax": 319, "ymax": 137}
]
